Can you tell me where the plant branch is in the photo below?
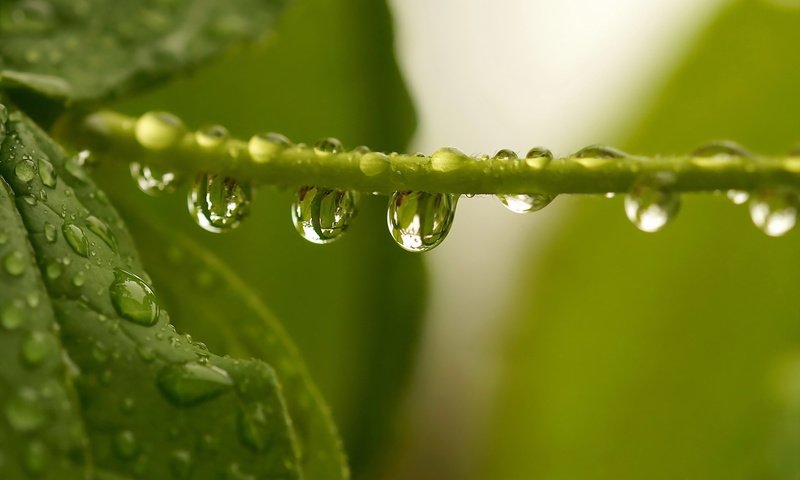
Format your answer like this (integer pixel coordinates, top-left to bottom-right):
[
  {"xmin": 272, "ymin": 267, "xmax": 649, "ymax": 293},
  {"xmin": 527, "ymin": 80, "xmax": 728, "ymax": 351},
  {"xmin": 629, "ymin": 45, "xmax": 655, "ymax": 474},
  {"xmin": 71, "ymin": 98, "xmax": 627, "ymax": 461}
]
[{"xmin": 56, "ymin": 110, "xmax": 800, "ymax": 195}]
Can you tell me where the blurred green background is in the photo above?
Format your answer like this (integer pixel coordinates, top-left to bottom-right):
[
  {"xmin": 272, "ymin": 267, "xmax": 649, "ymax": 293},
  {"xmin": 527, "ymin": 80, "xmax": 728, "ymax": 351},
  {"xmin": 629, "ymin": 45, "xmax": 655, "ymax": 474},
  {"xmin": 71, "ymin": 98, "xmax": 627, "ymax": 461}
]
[{"xmin": 85, "ymin": 0, "xmax": 800, "ymax": 478}]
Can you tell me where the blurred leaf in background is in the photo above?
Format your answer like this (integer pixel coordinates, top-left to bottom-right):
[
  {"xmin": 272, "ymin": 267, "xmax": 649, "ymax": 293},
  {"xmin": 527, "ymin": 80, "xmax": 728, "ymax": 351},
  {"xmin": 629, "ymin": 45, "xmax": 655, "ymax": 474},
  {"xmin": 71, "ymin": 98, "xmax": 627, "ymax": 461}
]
[
  {"xmin": 91, "ymin": 0, "xmax": 426, "ymax": 477},
  {"xmin": 483, "ymin": 2, "xmax": 800, "ymax": 479}
]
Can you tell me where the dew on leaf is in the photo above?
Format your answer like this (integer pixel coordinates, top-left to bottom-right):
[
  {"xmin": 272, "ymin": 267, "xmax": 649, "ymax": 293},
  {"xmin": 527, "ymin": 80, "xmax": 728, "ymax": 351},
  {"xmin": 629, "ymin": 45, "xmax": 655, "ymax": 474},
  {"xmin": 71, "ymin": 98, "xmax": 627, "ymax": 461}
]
[
  {"xmin": 1, "ymin": 303, "xmax": 26, "ymax": 329},
  {"xmin": 5, "ymin": 389, "xmax": 45, "ymax": 432},
  {"xmin": 37, "ymin": 157, "xmax": 57, "ymax": 188},
  {"xmin": 187, "ymin": 174, "xmax": 252, "ymax": 233},
  {"xmin": 359, "ymin": 152, "xmax": 389, "ymax": 177},
  {"xmin": 387, "ymin": 191, "xmax": 458, "ymax": 252},
  {"xmin": 109, "ymin": 268, "xmax": 160, "ymax": 326},
  {"xmin": 62, "ymin": 223, "xmax": 89, "ymax": 257},
  {"xmin": 291, "ymin": 186, "xmax": 359, "ymax": 244},
  {"xmin": 525, "ymin": 147, "xmax": 554, "ymax": 169},
  {"xmin": 3, "ymin": 251, "xmax": 27, "ymax": 276},
  {"xmin": 21, "ymin": 331, "xmax": 55, "ymax": 367},
  {"xmin": 14, "ymin": 157, "xmax": 36, "ymax": 183},
  {"xmin": 86, "ymin": 215, "xmax": 117, "ymax": 251},
  {"xmin": 156, "ymin": 362, "xmax": 234, "ymax": 406},
  {"xmin": 431, "ymin": 147, "xmax": 466, "ymax": 173}
]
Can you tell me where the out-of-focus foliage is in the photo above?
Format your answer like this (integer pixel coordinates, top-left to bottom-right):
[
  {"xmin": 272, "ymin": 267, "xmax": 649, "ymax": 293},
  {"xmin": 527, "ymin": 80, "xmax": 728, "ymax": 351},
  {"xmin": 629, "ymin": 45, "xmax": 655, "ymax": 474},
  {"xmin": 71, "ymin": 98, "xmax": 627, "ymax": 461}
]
[{"xmin": 482, "ymin": 2, "xmax": 800, "ymax": 479}]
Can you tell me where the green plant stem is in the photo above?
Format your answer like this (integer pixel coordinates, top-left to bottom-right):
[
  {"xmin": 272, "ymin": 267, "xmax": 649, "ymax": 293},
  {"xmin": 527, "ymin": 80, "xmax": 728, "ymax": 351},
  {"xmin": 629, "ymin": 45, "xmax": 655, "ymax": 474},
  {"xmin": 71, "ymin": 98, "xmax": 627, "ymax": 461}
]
[{"xmin": 57, "ymin": 110, "xmax": 800, "ymax": 195}]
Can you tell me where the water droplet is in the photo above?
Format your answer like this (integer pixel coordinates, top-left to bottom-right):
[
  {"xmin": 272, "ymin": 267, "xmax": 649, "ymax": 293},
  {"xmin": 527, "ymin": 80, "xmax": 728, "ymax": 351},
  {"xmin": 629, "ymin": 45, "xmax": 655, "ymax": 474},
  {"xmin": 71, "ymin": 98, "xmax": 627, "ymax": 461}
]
[
  {"xmin": 749, "ymin": 189, "xmax": 799, "ymax": 237},
  {"xmin": 387, "ymin": 191, "xmax": 458, "ymax": 252},
  {"xmin": 624, "ymin": 185, "xmax": 680, "ymax": 232},
  {"xmin": 21, "ymin": 331, "xmax": 54, "ymax": 366},
  {"xmin": 113, "ymin": 430, "xmax": 138, "ymax": 460},
  {"xmin": 525, "ymin": 147, "xmax": 554, "ymax": 169},
  {"xmin": 359, "ymin": 152, "xmax": 389, "ymax": 177},
  {"xmin": 3, "ymin": 251, "xmax": 26, "ymax": 276},
  {"xmin": 72, "ymin": 271, "xmax": 85, "ymax": 287},
  {"xmin": 135, "ymin": 111, "xmax": 186, "ymax": 150},
  {"xmin": 86, "ymin": 216, "xmax": 117, "ymax": 251},
  {"xmin": 494, "ymin": 150, "xmax": 556, "ymax": 213},
  {"xmin": 62, "ymin": 223, "xmax": 89, "ymax": 257},
  {"xmin": 5, "ymin": 389, "xmax": 45, "ymax": 432},
  {"xmin": 248, "ymin": 132, "xmax": 290, "ymax": 163},
  {"xmin": 188, "ymin": 174, "xmax": 252, "ymax": 233},
  {"xmin": 43, "ymin": 222, "xmax": 57, "ymax": 242},
  {"xmin": 37, "ymin": 157, "xmax": 56, "ymax": 188},
  {"xmin": 691, "ymin": 141, "xmax": 752, "ymax": 166},
  {"xmin": 431, "ymin": 147, "xmax": 466, "ymax": 173},
  {"xmin": 291, "ymin": 187, "xmax": 359, "ymax": 244},
  {"xmin": 110, "ymin": 269, "xmax": 159, "ymax": 326},
  {"xmin": 170, "ymin": 450, "xmax": 193, "ymax": 478},
  {"xmin": 14, "ymin": 157, "xmax": 36, "ymax": 183},
  {"xmin": 157, "ymin": 362, "xmax": 233, "ymax": 406},
  {"xmin": 195, "ymin": 125, "xmax": 229, "ymax": 149},
  {"xmin": 1, "ymin": 303, "xmax": 25, "ymax": 329},
  {"xmin": 44, "ymin": 259, "xmax": 61, "ymax": 280},
  {"xmin": 130, "ymin": 162, "xmax": 178, "ymax": 196},
  {"xmin": 313, "ymin": 137, "xmax": 343, "ymax": 156},
  {"xmin": 572, "ymin": 145, "xmax": 627, "ymax": 159},
  {"xmin": 727, "ymin": 190, "xmax": 750, "ymax": 205}
]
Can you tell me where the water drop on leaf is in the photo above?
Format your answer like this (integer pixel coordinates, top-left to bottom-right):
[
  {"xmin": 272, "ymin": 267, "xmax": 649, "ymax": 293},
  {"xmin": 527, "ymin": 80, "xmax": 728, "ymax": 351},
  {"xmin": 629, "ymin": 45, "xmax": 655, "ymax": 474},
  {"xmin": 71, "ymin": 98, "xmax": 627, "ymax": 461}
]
[
  {"xmin": 21, "ymin": 331, "xmax": 55, "ymax": 366},
  {"xmin": 43, "ymin": 222, "xmax": 57, "ymax": 242},
  {"xmin": 359, "ymin": 152, "xmax": 389, "ymax": 177},
  {"xmin": 14, "ymin": 157, "xmax": 36, "ymax": 183},
  {"xmin": 85, "ymin": 215, "xmax": 117, "ymax": 251},
  {"xmin": 5, "ymin": 389, "xmax": 45, "ymax": 432},
  {"xmin": 109, "ymin": 269, "xmax": 159, "ymax": 326},
  {"xmin": 3, "ymin": 251, "xmax": 26, "ymax": 276},
  {"xmin": 62, "ymin": 223, "xmax": 89, "ymax": 257},
  {"xmin": 187, "ymin": 174, "xmax": 252, "ymax": 233},
  {"xmin": 525, "ymin": 147, "xmax": 553, "ymax": 169},
  {"xmin": 37, "ymin": 157, "xmax": 57, "ymax": 188},
  {"xmin": 156, "ymin": 362, "xmax": 233, "ymax": 406},
  {"xmin": 291, "ymin": 186, "xmax": 359, "ymax": 244},
  {"xmin": 1, "ymin": 303, "xmax": 25, "ymax": 329},
  {"xmin": 387, "ymin": 191, "xmax": 458, "ymax": 252},
  {"xmin": 431, "ymin": 147, "xmax": 466, "ymax": 173}
]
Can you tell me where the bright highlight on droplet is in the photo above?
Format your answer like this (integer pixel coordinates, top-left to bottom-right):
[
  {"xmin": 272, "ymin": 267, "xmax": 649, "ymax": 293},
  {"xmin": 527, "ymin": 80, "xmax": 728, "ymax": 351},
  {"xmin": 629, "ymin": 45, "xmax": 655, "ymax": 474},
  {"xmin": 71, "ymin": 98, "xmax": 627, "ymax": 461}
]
[
  {"xmin": 624, "ymin": 185, "xmax": 681, "ymax": 233},
  {"xmin": 749, "ymin": 190, "xmax": 799, "ymax": 237},
  {"xmin": 387, "ymin": 191, "xmax": 458, "ymax": 252}
]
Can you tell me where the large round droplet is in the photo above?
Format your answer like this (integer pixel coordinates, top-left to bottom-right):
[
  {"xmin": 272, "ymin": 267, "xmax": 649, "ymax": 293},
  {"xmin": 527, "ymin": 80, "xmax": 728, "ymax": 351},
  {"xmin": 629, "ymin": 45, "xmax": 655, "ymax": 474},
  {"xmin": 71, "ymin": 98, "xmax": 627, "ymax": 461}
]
[
  {"xmin": 3, "ymin": 251, "xmax": 26, "ymax": 276},
  {"xmin": 134, "ymin": 111, "xmax": 186, "ymax": 150},
  {"xmin": 157, "ymin": 362, "xmax": 233, "ymax": 406},
  {"xmin": 387, "ymin": 191, "xmax": 458, "ymax": 252},
  {"xmin": 291, "ymin": 187, "xmax": 359, "ymax": 244},
  {"xmin": 313, "ymin": 137, "xmax": 343, "ymax": 156},
  {"xmin": 129, "ymin": 162, "xmax": 178, "ymax": 196},
  {"xmin": 749, "ymin": 189, "xmax": 799, "ymax": 237},
  {"xmin": 62, "ymin": 223, "xmax": 89, "ymax": 257},
  {"xmin": 5, "ymin": 389, "xmax": 45, "ymax": 432},
  {"xmin": 691, "ymin": 141, "xmax": 752, "ymax": 161},
  {"xmin": 86, "ymin": 215, "xmax": 117, "ymax": 251},
  {"xmin": 15, "ymin": 157, "xmax": 36, "ymax": 183},
  {"xmin": 248, "ymin": 132, "xmax": 290, "ymax": 163},
  {"xmin": 525, "ymin": 147, "xmax": 553, "ymax": 169},
  {"xmin": 624, "ymin": 185, "xmax": 680, "ymax": 232},
  {"xmin": 109, "ymin": 269, "xmax": 159, "ymax": 326},
  {"xmin": 188, "ymin": 174, "xmax": 252, "ymax": 233},
  {"xmin": 431, "ymin": 147, "xmax": 466, "ymax": 173}
]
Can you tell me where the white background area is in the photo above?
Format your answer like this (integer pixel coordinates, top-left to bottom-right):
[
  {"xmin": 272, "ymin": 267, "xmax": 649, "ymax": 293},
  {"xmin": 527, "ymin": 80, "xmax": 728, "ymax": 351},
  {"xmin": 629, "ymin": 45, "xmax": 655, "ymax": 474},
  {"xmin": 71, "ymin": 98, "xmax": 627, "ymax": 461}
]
[{"xmin": 386, "ymin": 0, "xmax": 726, "ymax": 476}]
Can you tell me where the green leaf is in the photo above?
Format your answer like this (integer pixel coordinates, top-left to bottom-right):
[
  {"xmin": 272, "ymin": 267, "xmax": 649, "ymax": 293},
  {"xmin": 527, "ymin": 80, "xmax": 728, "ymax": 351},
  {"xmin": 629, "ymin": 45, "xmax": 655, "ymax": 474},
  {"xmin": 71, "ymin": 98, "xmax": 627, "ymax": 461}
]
[
  {"xmin": 482, "ymin": 3, "xmax": 800, "ymax": 480},
  {"xmin": 92, "ymin": 0, "xmax": 426, "ymax": 476},
  {"xmin": 0, "ymin": 107, "xmax": 304, "ymax": 479},
  {"xmin": 110, "ymin": 202, "xmax": 349, "ymax": 479},
  {"xmin": 0, "ymin": 0, "xmax": 288, "ymax": 102}
]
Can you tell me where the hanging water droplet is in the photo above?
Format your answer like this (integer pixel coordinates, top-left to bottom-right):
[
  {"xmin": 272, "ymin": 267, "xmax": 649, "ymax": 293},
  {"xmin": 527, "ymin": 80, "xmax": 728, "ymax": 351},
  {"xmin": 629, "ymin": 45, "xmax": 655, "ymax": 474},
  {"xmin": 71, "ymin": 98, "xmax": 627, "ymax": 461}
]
[
  {"xmin": 3, "ymin": 251, "xmax": 26, "ymax": 276},
  {"xmin": 129, "ymin": 162, "xmax": 178, "ymax": 196},
  {"xmin": 62, "ymin": 223, "xmax": 89, "ymax": 257},
  {"xmin": 157, "ymin": 362, "xmax": 233, "ymax": 406},
  {"xmin": 188, "ymin": 174, "xmax": 252, "ymax": 233},
  {"xmin": 291, "ymin": 187, "xmax": 359, "ymax": 244},
  {"xmin": 493, "ymin": 149, "xmax": 556, "ymax": 213},
  {"xmin": 387, "ymin": 191, "xmax": 458, "ymax": 252},
  {"xmin": 313, "ymin": 137, "xmax": 343, "ymax": 156},
  {"xmin": 624, "ymin": 184, "xmax": 681, "ymax": 232},
  {"xmin": 135, "ymin": 111, "xmax": 186, "ymax": 150},
  {"xmin": 109, "ymin": 268, "xmax": 159, "ymax": 326},
  {"xmin": 248, "ymin": 132, "xmax": 291, "ymax": 163},
  {"xmin": 5, "ymin": 389, "xmax": 45, "ymax": 432},
  {"xmin": 749, "ymin": 189, "xmax": 799, "ymax": 237},
  {"xmin": 727, "ymin": 190, "xmax": 750, "ymax": 205},
  {"xmin": 359, "ymin": 152, "xmax": 389, "ymax": 177},
  {"xmin": 86, "ymin": 215, "xmax": 117, "ymax": 251},
  {"xmin": 525, "ymin": 147, "xmax": 553, "ymax": 169},
  {"xmin": 15, "ymin": 157, "xmax": 36, "ymax": 183},
  {"xmin": 37, "ymin": 157, "xmax": 57, "ymax": 188},
  {"xmin": 113, "ymin": 430, "xmax": 138, "ymax": 460},
  {"xmin": 431, "ymin": 147, "xmax": 466, "ymax": 173},
  {"xmin": 195, "ymin": 125, "xmax": 229, "ymax": 149}
]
